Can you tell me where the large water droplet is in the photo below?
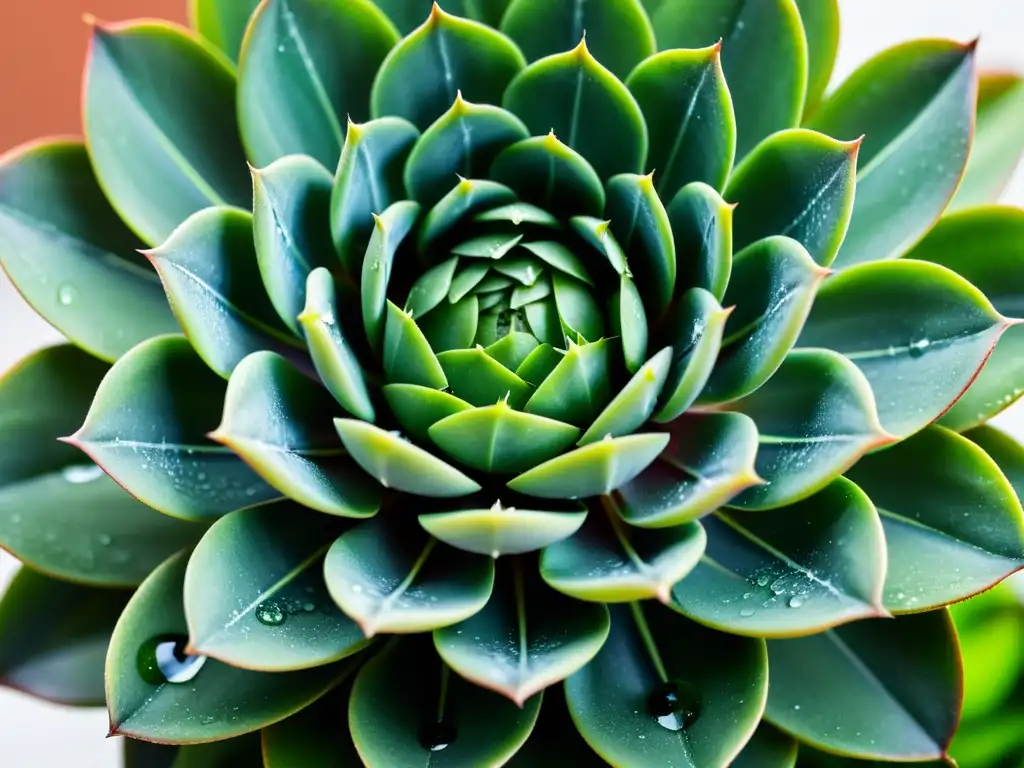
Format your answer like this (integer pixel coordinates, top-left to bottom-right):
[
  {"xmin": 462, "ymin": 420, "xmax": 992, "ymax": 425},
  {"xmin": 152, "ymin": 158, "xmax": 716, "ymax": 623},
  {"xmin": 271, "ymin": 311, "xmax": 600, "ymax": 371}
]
[
  {"xmin": 908, "ymin": 337, "xmax": 930, "ymax": 358},
  {"xmin": 788, "ymin": 596, "xmax": 804, "ymax": 608},
  {"xmin": 57, "ymin": 283, "xmax": 78, "ymax": 306},
  {"xmin": 255, "ymin": 600, "xmax": 285, "ymax": 626},
  {"xmin": 137, "ymin": 635, "xmax": 207, "ymax": 685},
  {"xmin": 646, "ymin": 680, "xmax": 701, "ymax": 731},
  {"xmin": 418, "ymin": 721, "xmax": 457, "ymax": 752},
  {"xmin": 62, "ymin": 464, "xmax": 105, "ymax": 484}
]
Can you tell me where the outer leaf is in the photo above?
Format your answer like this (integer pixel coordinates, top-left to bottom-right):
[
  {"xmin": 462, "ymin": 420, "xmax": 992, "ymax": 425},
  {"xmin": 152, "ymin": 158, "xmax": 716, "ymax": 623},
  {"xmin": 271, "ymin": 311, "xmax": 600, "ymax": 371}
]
[
  {"xmin": 951, "ymin": 74, "xmax": 1024, "ymax": 210},
  {"xmin": 334, "ymin": 419, "xmax": 481, "ymax": 497},
  {"xmin": 185, "ymin": 504, "xmax": 368, "ymax": 671},
  {"xmin": 262, "ymin": 685, "xmax": 360, "ymax": 767},
  {"xmin": 616, "ymin": 412, "xmax": 761, "ymax": 527},
  {"xmin": 503, "ymin": 40, "xmax": 648, "ymax": 181},
  {"xmin": 361, "ymin": 200, "xmax": 421, "ymax": 353},
  {"xmin": 371, "ymin": 5, "xmax": 525, "ymax": 130},
  {"xmin": 69, "ymin": 336, "xmax": 280, "ymax": 521},
  {"xmin": 671, "ymin": 478, "xmax": 887, "ymax": 637},
  {"xmin": 795, "ymin": 0, "xmax": 840, "ymax": 116},
  {"xmin": 500, "ymin": 0, "xmax": 656, "ymax": 80},
  {"xmin": 903, "ymin": 206, "xmax": 1024, "ymax": 429},
  {"xmin": 436, "ymin": 561, "xmax": 610, "ymax": 706},
  {"xmin": 252, "ymin": 155, "xmax": 336, "ymax": 334},
  {"xmin": 107, "ymin": 551, "xmax": 355, "ymax": 743},
  {"xmin": 189, "ymin": 0, "xmax": 261, "ymax": 63},
  {"xmin": 725, "ymin": 128, "xmax": 859, "ymax": 267},
  {"xmin": 349, "ymin": 637, "xmax": 541, "ymax": 767},
  {"xmin": 331, "ymin": 117, "xmax": 420, "ymax": 274},
  {"xmin": 724, "ymin": 350, "xmax": 889, "ymax": 510},
  {"xmin": 491, "ymin": 134, "xmax": 606, "ymax": 217},
  {"xmin": 764, "ymin": 610, "xmax": 962, "ymax": 761},
  {"xmin": 147, "ymin": 206, "xmax": 305, "ymax": 379},
  {"xmin": 579, "ymin": 348, "xmax": 672, "ymax": 446},
  {"xmin": 798, "ymin": 259, "xmax": 1009, "ymax": 438},
  {"xmin": 652, "ymin": 0, "xmax": 808, "ymax": 159},
  {"xmin": 237, "ymin": 0, "xmax": 397, "ymax": 168},
  {"xmin": 83, "ymin": 20, "xmax": 249, "ymax": 246},
  {"xmin": 325, "ymin": 515, "xmax": 494, "ymax": 636},
  {"xmin": 507, "ymin": 433, "xmax": 670, "ymax": 499},
  {"xmin": 966, "ymin": 425, "xmax": 1024, "ymax": 503},
  {"xmin": 666, "ymin": 182, "xmax": 734, "ymax": 301},
  {"xmin": 0, "ymin": 345, "xmax": 201, "ymax": 585},
  {"xmin": 846, "ymin": 426, "xmax": 1024, "ymax": 614},
  {"xmin": 626, "ymin": 45, "xmax": 736, "ymax": 198},
  {"xmin": 211, "ymin": 352, "xmax": 382, "ymax": 518},
  {"xmin": 566, "ymin": 602, "xmax": 768, "ymax": 767},
  {"xmin": 731, "ymin": 722, "xmax": 799, "ymax": 768},
  {"xmin": 699, "ymin": 236, "xmax": 826, "ymax": 404},
  {"xmin": 0, "ymin": 140, "xmax": 177, "ymax": 361},
  {"xmin": 0, "ymin": 568, "xmax": 129, "ymax": 705},
  {"xmin": 541, "ymin": 504, "xmax": 706, "ymax": 603},
  {"xmin": 808, "ymin": 40, "xmax": 977, "ymax": 267},
  {"xmin": 404, "ymin": 96, "xmax": 528, "ymax": 206},
  {"xmin": 125, "ymin": 736, "xmax": 264, "ymax": 767}
]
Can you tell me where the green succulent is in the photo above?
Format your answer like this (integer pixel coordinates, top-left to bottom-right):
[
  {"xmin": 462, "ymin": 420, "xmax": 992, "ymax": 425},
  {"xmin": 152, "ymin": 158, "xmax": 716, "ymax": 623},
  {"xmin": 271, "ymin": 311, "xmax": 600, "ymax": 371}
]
[{"xmin": 3, "ymin": 0, "xmax": 1024, "ymax": 765}]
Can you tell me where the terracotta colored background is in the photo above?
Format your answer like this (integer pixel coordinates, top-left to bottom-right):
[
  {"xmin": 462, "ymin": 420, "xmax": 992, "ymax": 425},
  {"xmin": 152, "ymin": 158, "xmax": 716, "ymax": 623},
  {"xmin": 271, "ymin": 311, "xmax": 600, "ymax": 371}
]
[{"xmin": 0, "ymin": 0, "xmax": 186, "ymax": 153}]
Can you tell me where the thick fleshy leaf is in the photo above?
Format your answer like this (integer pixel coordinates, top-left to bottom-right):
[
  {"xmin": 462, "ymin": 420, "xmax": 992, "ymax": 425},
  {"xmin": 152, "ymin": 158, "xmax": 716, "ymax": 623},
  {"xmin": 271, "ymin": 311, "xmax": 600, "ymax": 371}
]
[
  {"xmin": 652, "ymin": 0, "xmax": 807, "ymax": 159},
  {"xmin": 0, "ymin": 140, "xmax": 178, "ymax": 361},
  {"xmin": 798, "ymin": 259, "xmax": 1009, "ymax": 438},
  {"xmin": 699, "ymin": 236, "xmax": 826, "ymax": 404},
  {"xmin": 611, "ymin": 274, "xmax": 649, "ymax": 374},
  {"xmin": 83, "ymin": 20, "xmax": 249, "ymax": 245},
  {"xmin": 504, "ymin": 686, "xmax": 606, "ymax": 767},
  {"xmin": 189, "ymin": 0, "xmax": 261, "ymax": 63},
  {"xmin": 418, "ymin": 178, "xmax": 517, "ymax": 255},
  {"xmin": 501, "ymin": 0, "xmax": 655, "ymax": 80},
  {"xmin": 617, "ymin": 412, "xmax": 761, "ymax": 527},
  {"xmin": 349, "ymin": 636, "xmax": 541, "ymax": 767},
  {"xmin": 69, "ymin": 336, "xmax": 280, "ymax": 520},
  {"xmin": 579, "ymin": 348, "xmax": 672, "ymax": 446},
  {"xmin": 0, "ymin": 568, "xmax": 129, "ymax": 705},
  {"xmin": 383, "ymin": 384, "xmax": 473, "ymax": 444},
  {"xmin": 507, "ymin": 433, "xmax": 670, "ymax": 499},
  {"xmin": 668, "ymin": 185, "xmax": 733, "ymax": 306},
  {"xmin": 404, "ymin": 96, "xmax": 528, "ymax": 206},
  {"xmin": 371, "ymin": 5, "xmax": 525, "ymax": 130},
  {"xmin": 437, "ymin": 347, "xmax": 533, "ymax": 409},
  {"xmin": 966, "ymin": 425, "xmax": 1024, "ymax": 502},
  {"xmin": 237, "ymin": 0, "xmax": 397, "ymax": 168},
  {"xmin": 383, "ymin": 301, "xmax": 448, "ymax": 389},
  {"xmin": 570, "ymin": 216, "xmax": 629, "ymax": 276},
  {"xmin": 147, "ymin": 207, "xmax": 305, "ymax": 379},
  {"xmin": 903, "ymin": 206, "xmax": 1024, "ymax": 430},
  {"xmin": 211, "ymin": 352, "xmax": 382, "ymax": 517},
  {"xmin": 124, "ymin": 734, "xmax": 265, "ymax": 766},
  {"xmin": 485, "ymin": 332, "xmax": 540, "ymax": 370},
  {"xmin": 429, "ymin": 403, "xmax": 580, "ymax": 474},
  {"xmin": 436, "ymin": 561, "xmax": 609, "ymax": 705},
  {"xmin": 361, "ymin": 200, "xmax": 421, "ymax": 352},
  {"xmin": 420, "ymin": 296, "xmax": 482, "ymax": 353},
  {"xmin": 331, "ymin": 117, "xmax": 420, "ymax": 274},
  {"xmin": 653, "ymin": 288, "xmax": 729, "ymax": 423},
  {"xmin": 605, "ymin": 173, "xmax": 676, "ymax": 317},
  {"xmin": 0, "ymin": 345, "xmax": 202, "ymax": 585},
  {"xmin": 725, "ymin": 350, "xmax": 889, "ymax": 510},
  {"xmin": 809, "ymin": 40, "xmax": 977, "ymax": 267},
  {"xmin": 334, "ymin": 419, "xmax": 481, "ymax": 497},
  {"xmin": 406, "ymin": 257, "xmax": 459, "ymax": 317},
  {"xmin": 566, "ymin": 602, "xmax": 767, "ymax": 767},
  {"xmin": 491, "ymin": 134, "xmax": 606, "ymax": 217},
  {"xmin": 626, "ymin": 45, "xmax": 735, "ymax": 198},
  {"xmin": 503, "ymin": 39, "xmax": 648, "ymax": 180},
  {"xmin": 325, "ymin": 516, "xmax": 494, "ymax": 635},
  {"xmin": 262, "ymin": 684, "xmax": 360, "ymax": 768},
  {"xmin": 551, "ymin": 272, "xmax": 604, "ymax": 342},
  {"xmin": 299, "ymin": 268, "xmax": 375, "ymax": 423},
  {"xmin": 419, "ymin": 497, "xmax": 587, "ymax": 557},
  {"xmin": 846, "ymin": 426, "xmax": 1024, "ymax": 614},
  {"xmin": 107, "ymin": 551, "xmax": 356, "ymax": 743},
  {"xmin": 252, "ymin": 155, "xmax": 336, "ymax": 334},
  {"xmin": 525, "ymin": 339, "xmax": 612, "ymax": 426},
  {"xmin": 542, "ymin": 505, "xmax": 705, "ymax": 603},
  {"xmin": 725, "ymin": 129, "xmax": 859, "ymax": 267},
  {"xmin": 185, "ymin": 504, "xmax": 367, "ymax": 671},
  {"xmin": 671, "ymin": 478, "xmax": 887, "ymax": 637},
  {"xmin": 795, "ymin": 0, "xmax": 839, "ymax": 116},
  {"xmin": 765, "ymin": 610, "xmax": 962, "ymax": 761},
  {"xmin": 951, "ymin": 74, "xmax": 1024, "ymax": 210}
]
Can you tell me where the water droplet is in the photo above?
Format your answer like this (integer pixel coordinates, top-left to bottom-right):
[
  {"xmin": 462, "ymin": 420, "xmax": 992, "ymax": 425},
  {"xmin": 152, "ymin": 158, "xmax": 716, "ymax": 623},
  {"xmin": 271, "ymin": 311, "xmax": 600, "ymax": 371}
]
[
  {"xmin": 788, "ymin": 596, "xmax": 804, "ymax": 608},
  {"xmin": 739, "ymin": 607, "xmax": 756, "ymax": 618},
  {"xmin": 909, "ymin": 337, "xmax": 930, "ymax": 358},
  {"xmin": 97, "ymin": 534, "xmax": 112, "ymax": 546},
  {"xmin": 57, "ymin": 283, "xmax": 78, "ymax": 306},
  {"xmin": 62, "ymin": 464, "xmax": 104, "ymax": 484},
  {"xmin": 646, "ymin": 680, "xmax": 701, "ymax": 731},
  {"xmin": 418, "ymin": 721, "xmax": 457, "ymax": 752},
  {"xmin": 256, "ymin": 601, "xmax": 285, "ymax": 626},
  {"xmin": 755, "ymin": 574, "xmax": 770, "ymax": 587},
  {"xmin": 137, "ymin": 635, "xmax": 207, "ymax": 685},
  {"xmin": 302, "ymin": 602, "xmax": 316, "ymax": 612},
  {"xmin": 351, "ymin": 584, "xmax": 364, "ymax": 593}
]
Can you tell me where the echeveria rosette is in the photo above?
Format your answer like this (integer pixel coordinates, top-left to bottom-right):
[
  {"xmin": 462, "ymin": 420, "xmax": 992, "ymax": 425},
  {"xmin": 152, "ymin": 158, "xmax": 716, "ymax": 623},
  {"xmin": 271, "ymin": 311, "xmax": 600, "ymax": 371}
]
[{"xmin": 1, "ymin": 0, "xmax": 1024, "ymax": 765}]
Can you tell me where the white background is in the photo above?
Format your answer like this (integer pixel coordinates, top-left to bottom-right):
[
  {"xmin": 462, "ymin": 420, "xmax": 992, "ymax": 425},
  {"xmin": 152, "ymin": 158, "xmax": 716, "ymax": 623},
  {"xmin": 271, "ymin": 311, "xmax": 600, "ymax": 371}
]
[{"xmin": 3, "ymin": 1, "xmax": 1024, "ymax": 765}]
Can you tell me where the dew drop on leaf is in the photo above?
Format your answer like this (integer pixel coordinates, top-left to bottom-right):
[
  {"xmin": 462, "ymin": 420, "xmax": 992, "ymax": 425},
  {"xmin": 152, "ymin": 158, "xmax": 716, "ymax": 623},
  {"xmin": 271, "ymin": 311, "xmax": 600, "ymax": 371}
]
[
  {"xmin": 137, "ymin": 635, "xmax": 207, "ymax": 685},
  {"xmin": 255, "ymin": 600, "xmax": 285, "ymax": 626},
  {"xmin": 418, "ymin": 720, "xmax": 457, "ymax": 752},
  {"xmin": 57, "ymin": 283, "xmax": 78, "ymax": 306},
  {"xmin": 61, "ymin": 464, "xmax": 105, "ymax": 484},
  {"xmin": 646, "ymin": 680, "xmax": 701, "ymax": 731}
]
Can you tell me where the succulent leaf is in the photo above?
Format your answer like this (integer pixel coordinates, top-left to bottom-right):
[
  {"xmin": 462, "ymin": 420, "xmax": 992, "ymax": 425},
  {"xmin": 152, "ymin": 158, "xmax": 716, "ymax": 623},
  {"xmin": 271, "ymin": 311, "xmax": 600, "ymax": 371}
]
[
  {"xmin": 361, "ymin": 200, "xmax": 421, "ymax": 352},
  {"xmin": 731, "ymin": 721, "xmax": 799, "ymax": 768},
  {"xmin": 189, "ymin": 0, "xmax": 261, "ymax": 63},
  {"xmin": 261, "ymin": 685, "xmax": 360, "ymax": 766},
  {"xmin": 794, "ymin": 0, "xmax": 840, "ymax": 116},
  {"xmin": 666, "ymin": 181, "xmax": 734, "ymax": 302},
  {"xmin": 491, "ymin": 134, "xmax": 607, "ymax": 216}
]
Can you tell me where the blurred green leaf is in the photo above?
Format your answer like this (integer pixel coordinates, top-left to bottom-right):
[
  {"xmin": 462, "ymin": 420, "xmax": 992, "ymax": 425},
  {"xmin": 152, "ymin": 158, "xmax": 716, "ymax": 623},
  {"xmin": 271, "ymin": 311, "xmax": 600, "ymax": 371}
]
[
  {"xmin": 188, "ymin": 0, "xmax": 260, "ymax": 63},
  {"xmin": 794, "ymin": 0, "xmax": 839, "ymax": 117}
]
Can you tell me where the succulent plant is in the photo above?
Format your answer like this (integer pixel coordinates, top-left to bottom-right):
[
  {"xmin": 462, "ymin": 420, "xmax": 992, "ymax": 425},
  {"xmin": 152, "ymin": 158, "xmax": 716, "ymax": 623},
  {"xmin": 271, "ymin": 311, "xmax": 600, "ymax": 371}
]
[{"xmin": 3, "ymin": 0, "xmax": 1024, "ymax": 765}]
